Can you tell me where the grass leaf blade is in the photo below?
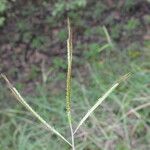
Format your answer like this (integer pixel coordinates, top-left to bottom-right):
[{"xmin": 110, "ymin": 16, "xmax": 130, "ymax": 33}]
[
  {"xmin": 74, "ymin": 73, "xmax": 130, "ymax": 134},
  {"xmin": 1, "ymin": 74, "xmax": 72, "ymax": 147},
  {"xmin": 74, "ymin": 83, "xmax": 119, "ymax": 134}
]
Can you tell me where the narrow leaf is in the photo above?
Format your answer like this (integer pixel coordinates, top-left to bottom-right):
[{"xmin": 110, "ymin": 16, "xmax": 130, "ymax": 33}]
[
  {"xmin": 74, "ymin": 73, "xmax": 130, "ymax": 134},
  {"xmin": 1, "ymin": 74, "xmax": 72, "ymax": 146},
  {"xmin": 74, "ymin": 83, "xmax": 119, "ymax": 134}
]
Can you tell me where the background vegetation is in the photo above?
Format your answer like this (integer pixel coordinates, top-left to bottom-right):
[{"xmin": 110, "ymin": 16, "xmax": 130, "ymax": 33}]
[{"xmin": 0, "ymin": 0, "xmax": 150, "ymax": 150}]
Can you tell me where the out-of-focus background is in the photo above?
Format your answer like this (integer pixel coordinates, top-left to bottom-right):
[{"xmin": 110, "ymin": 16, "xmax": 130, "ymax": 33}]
[{"xmin": 0, "ymin": 0, "xmax": 150, "ymax": 149}]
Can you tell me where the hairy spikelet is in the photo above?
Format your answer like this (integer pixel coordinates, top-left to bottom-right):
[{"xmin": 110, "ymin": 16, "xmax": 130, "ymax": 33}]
[{"xmin": 66, "ymin": 18, "xmax": 73, "ymax": 113}]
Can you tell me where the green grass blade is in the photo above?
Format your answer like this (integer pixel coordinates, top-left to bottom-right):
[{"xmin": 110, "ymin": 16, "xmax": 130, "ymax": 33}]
[
  {"xmin": 103, "ymin": 26, "xmax": 113, "ymax": 48},
  {"xmin": 1, "ymin": 74, "xmax": 72, "ymax": 147},
  {"xmin": 74, "ymin": 73, "xmax": 130, "ymax": 134},
  {"xmin": 74, "ymin": 82, "xmax": 119, "ymax": 134}
]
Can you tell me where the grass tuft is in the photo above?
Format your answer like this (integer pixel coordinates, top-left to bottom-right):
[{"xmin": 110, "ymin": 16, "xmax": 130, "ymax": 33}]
[{"xmin": 0, "ymin": 19, "xmax": 131, "ymax": 150}]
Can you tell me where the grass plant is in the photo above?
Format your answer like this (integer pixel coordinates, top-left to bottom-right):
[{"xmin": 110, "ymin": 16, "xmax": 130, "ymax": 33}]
[{"xmin": 0, "ymin": 19, "xmax": 149, "ymax": 150}]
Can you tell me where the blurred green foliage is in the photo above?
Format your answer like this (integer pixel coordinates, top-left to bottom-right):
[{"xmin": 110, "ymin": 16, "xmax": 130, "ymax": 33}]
[
  {"xmin": 143, "ymin": 14, "xmax": 150, "ymax": 24},
  {"xmin": 52, "ymin": 57, "xmax": 67, "ymax": 69},
  {"xmin": 58, "ymin": 29, "xmax": 67, "ymax": 41},
  {"xmin": 31, "ymin": 36, "xmax": 45, "ymax": 49},
  {"xmin": 123, "ymin": 0, "xmax": 137, "ymax": 11},
  {"xmin": 0, "ymin": 0, "xmax": 7, "ymax": 27},
  {"xmin": 84, "ymin": 43, "xmax": 101, "ymax": 59},
  {"xmin": 52, "ymin": 0, "xmax": 87, "ymax": 17},
  {"xmin": 124, "ymin": 18, "xmax": 140, "ymax": 31}
]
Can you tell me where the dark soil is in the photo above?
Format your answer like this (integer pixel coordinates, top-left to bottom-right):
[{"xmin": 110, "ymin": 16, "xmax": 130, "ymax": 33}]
[{"xmin": 0, "ymin": 0, "xmax": 150, "ymax": 85}]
